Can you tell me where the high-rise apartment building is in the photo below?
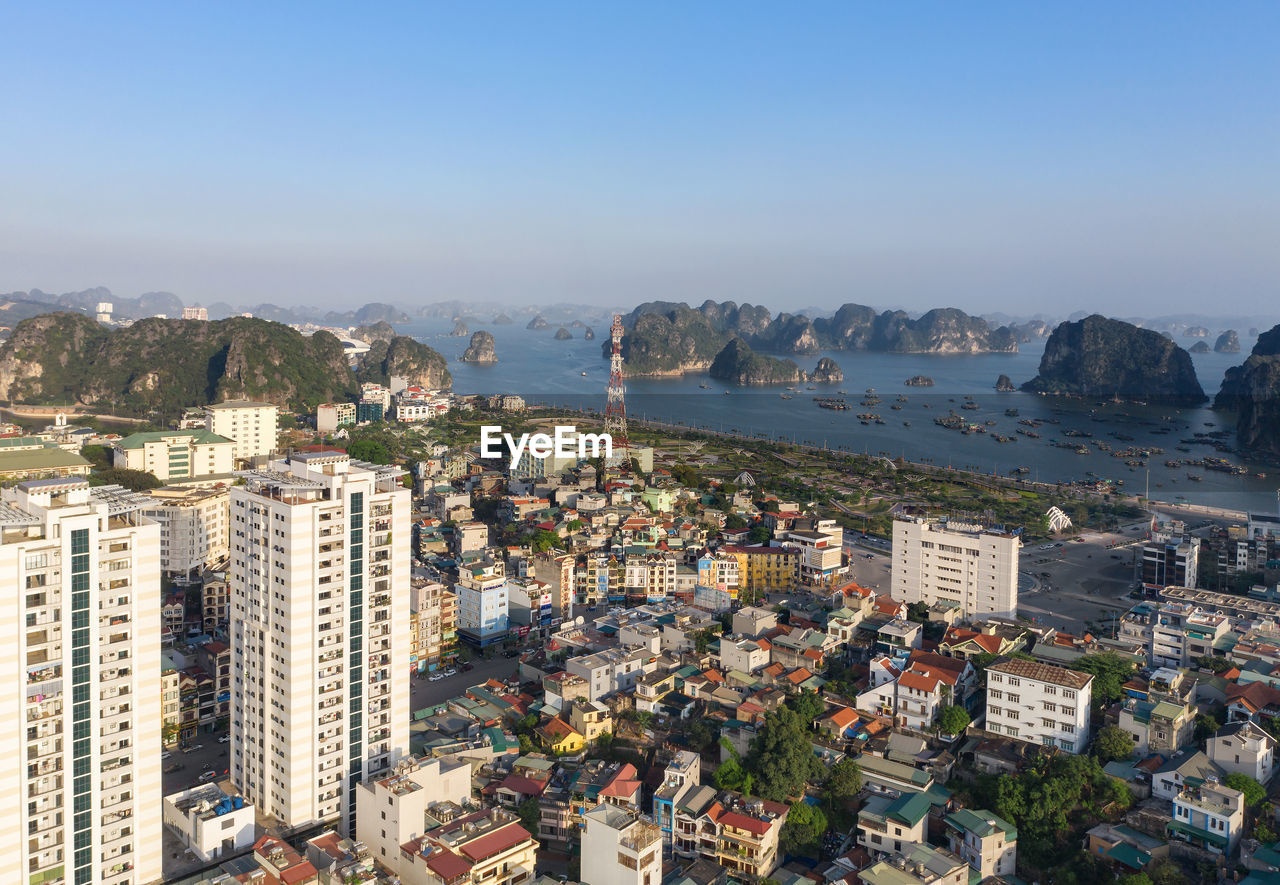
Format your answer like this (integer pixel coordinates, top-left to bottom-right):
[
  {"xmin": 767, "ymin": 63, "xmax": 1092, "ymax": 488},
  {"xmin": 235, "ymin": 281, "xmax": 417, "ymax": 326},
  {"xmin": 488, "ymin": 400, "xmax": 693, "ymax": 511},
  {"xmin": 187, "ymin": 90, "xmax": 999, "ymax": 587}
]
[
  {"xmin": 456, "ymin": 568, "xmax": 509, "ymax": 649},
  {"xmin": 204, "ymin": 400, "xmax": 279, "ymax": 462},
  {"xmin": 141, "ymin": 485, "xmax": 229, "ymax": 575},
  {"xmin": 229, "ymin": 452, "xmax": 410, "ymax": 833},
  {"xmin": 892, "ymin": 517, "xmax": 1021, "ymax": 620},
  {"xmin": 0, "ymin": 478, "xmax": 163, "ymax": 885},
  {"xmin": 1142, "ymin": 531, "xmax": 1200, "ymax": 590}
]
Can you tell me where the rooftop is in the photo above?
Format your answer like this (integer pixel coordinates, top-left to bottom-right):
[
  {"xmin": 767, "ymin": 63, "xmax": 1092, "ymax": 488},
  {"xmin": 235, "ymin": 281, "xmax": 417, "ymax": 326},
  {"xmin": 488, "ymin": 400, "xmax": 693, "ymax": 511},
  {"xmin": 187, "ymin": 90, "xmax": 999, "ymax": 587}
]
[{"xmin": 988, "ymin": 657, "xmax": 1093, "ymax": 690}]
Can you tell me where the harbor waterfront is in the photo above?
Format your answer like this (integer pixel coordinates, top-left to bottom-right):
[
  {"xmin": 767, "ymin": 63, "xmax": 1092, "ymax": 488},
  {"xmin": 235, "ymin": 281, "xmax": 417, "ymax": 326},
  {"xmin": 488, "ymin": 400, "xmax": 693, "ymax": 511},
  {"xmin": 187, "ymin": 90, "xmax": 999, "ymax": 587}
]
[{"xmin": 406, "ymin": 317, "xmax": 1276, "ymax": 513}]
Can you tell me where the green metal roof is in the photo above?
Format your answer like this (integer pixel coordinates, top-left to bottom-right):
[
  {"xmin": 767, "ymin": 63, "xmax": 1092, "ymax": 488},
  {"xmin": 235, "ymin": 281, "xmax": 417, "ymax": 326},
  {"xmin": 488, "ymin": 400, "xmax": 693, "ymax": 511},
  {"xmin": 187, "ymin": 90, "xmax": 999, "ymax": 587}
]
[
  {"xmin": 0, "ymin": 447, "xmax": 90, "ymax": 473},
  {"xmin": 1168, "ymin": 819, "xmax": 1229, "ymax": 849},
  {"xmin": 885, "ymin": 791, "xmax": 932, "ymax": 826},
  {"xmin": 946, "ymin": 807, "xmax": 1017, "ymax": 841},
  {"xmin": 116, "ymin": 429, "xmax": 232, "ymax": 449},
  {"xmin": 1104, "ymin": 841, "xmax": 1151, "ymax": 869}
]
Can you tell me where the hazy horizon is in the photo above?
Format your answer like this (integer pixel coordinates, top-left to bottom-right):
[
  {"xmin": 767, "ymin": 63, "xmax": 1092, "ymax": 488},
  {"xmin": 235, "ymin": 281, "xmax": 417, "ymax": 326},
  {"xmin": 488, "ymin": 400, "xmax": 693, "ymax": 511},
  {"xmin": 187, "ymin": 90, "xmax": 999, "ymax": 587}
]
[{"xmin": 3, "ymin": 4, "xmax": 1276, "ymax": 315}]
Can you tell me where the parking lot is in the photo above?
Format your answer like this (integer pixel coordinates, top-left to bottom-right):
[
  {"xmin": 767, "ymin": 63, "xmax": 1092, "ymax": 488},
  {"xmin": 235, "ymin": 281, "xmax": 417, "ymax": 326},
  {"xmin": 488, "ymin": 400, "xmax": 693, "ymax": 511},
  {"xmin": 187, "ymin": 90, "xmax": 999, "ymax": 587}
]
[
  {"xmin": 410, "ymin": 654, "xmax": 521, "ymax": 711},
  {"xmin": 1016, "ymin": 521, "xmax": 1147, "ymax": 634}
]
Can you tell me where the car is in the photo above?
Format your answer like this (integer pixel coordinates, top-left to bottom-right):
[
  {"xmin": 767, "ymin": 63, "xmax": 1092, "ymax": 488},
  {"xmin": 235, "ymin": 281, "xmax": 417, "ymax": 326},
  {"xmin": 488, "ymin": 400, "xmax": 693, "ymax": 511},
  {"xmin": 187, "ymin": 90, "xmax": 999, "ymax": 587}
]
[
  {"xmin": 428, "ymin": 673, "xmax": 444, "ymax": 682},
  {"xmin": 462, "ymin": 663, "xmax": 474, "ymax": 672},
  {"xmin": 217, "ymin": 735, "xmax": 231, "ymax": 744},
  {"xmin": 160, "ymin": 751, "xmax": 172, "ymax": 760},
  {"xmin": 185, "ymin": 744, "xmax": 203, "ymax": 752},
  {"xmin": 1055, "ymin": 542, "xmax": 1064, "ymax": 547},
  {"xmin": 198, "ymin": 771, "xmax": 217, "ymax": 782},
  {"xmin": 864, "ymin": 553, "xmax": 873, "ymax": 559},
  {"xmin": 163, "ymin": 763, "xmax": 184, "ymax": 773},
  {"xmin": 443, "ymin": 668, "xmax": 457, "ymax": 677}
]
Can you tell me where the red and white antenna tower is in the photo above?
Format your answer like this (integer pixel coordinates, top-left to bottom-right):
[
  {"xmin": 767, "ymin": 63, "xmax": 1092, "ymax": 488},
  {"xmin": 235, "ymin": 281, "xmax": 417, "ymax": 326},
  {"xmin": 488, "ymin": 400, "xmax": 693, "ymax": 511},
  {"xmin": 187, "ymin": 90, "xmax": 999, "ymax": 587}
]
[{"xmin": 604, "ymin": 313, "xmax": 630, "ymax": 467}]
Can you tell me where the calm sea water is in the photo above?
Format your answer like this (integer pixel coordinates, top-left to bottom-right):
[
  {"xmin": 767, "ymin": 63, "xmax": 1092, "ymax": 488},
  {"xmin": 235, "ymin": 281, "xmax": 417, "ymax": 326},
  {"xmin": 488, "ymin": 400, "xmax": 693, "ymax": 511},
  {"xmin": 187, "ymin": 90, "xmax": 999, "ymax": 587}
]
[{"xmin": 399, "ymin": 317, "xmax": 1275, "ymax": 513}]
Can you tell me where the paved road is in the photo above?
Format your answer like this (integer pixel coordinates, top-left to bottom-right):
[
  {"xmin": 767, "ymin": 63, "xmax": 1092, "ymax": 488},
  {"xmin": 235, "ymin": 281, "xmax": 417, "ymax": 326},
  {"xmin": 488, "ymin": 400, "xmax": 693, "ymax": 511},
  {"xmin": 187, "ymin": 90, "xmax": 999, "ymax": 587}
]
[
  {"xmin": 410, "ymin": 655, "xmax": 523, "ymax": 712},
  {"xmin": 162, "ymin": 731, "xmax": 231, "ymax": 795}
]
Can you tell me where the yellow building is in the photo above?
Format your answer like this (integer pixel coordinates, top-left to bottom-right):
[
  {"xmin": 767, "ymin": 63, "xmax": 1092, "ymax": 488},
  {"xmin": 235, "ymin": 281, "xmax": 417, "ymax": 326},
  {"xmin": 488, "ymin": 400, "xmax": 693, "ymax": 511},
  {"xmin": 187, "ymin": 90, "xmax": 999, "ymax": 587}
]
[
  {"xmin": 723, "ymin": 544, "xmax": 800, "ymax": 599},
  {"xmin": 538, "ymin": 716, "xmax": 586, "ymax": 754},
  {"xmin": 569, "ymin": 700, "xmax": 614, "ymax": 743}
]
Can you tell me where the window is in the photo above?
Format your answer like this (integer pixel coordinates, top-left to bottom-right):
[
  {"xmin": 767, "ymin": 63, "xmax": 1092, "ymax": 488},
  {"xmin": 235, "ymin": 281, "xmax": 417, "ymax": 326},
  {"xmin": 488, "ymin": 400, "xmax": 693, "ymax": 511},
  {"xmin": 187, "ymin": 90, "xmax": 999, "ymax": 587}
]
[
  {"xmin": 1063, "ymin": 706, "xmax": 1075, "ymax": 717},
  {"xmin": 1007, "ymin": 677, "xmax": 1020, "ymax": 687},
  {"xmin": 989, "ymin": 689, "xmax": 1002, "ymax": 700},
  {"xmin": 1007, "ymin": 693, "xmax": 1019, "ymax": 704},
  {"xmin": 989, "ymin": 706, "xmax": 1002, "ymax": 716},
  {"xmin": 1044, "ymin": 702, "xmax": 1056, "ymax": 713},
  {"xmin": 1063, "ymin": 689, "xmax": 1076, "ymax": 699}
]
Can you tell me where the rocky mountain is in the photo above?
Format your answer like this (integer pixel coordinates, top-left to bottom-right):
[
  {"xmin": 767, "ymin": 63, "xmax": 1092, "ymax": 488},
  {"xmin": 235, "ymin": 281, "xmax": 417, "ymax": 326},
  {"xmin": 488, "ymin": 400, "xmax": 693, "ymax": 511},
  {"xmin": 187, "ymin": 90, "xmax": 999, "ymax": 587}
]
[
  {"xmin": 353, "ymin": 320, "xmax": 396, "ymax": 343},
  {"xmin": 461, "ymin": 331, "xmax": 497, "ymax": 364},
  {"xmin": 357, "ymin": 335, "xmax": 451, "ymax": 390},
  {"xmin": 553, "ymin": 328, "xmax": 572, "ymax": 340},
  {"xmin": 492, "ymin": 313, "xmax": 513, "ymax": 325},
  {"xmin": 9, "ymin": 287, "xmax": 186, "ymax": 321},
  {"xmin": 1215, "ymin": 325, "xmax": 1280, "ymax": 456},
  {"xmin": 709, "ymin": 338, "xmax": 803, "ymax": 385},
  {"xmin": 449, "ymin": 320, "xmax": 469, "ymax": 337},
  {"xmin": 995, "ymin": 374, "xmax": 1015, "ymax": 392},
  {"xmin": 583, "ymin": 326, "xmax": 595, "ymax": 341},
  {"xmin": 1184, "ymin": 326, "xmax": 1211, "ymax": 338},
  {"xmin": 1215, "ymin": 330, "xmax": 1241, "ymax": 353},
  {"xmin": 527, "ymin": 315, "xmax": 549, "ymax": 330},
  {"xmin": 1022, "ymin": 315, "xmax": 1206, "ymax": 405},
  {"xmin": 1189, "ymin": 341, "xmax": 1211, "ymax": 354},
  {"xmin": 0, "ymin": 312, "xmax": 361, "ymax": 416},
  {"xmin": 610, "ymin": 300, "xmax": 1016, "ymax": 374},
  {"xmin": 808, "ymin": 357, "xmax": 843, "ymax": 383},
  {"xmin": 323, "ymin": 302, "xmax": 409, "ymax": 325},
  {"xmin": 1007, "ymin": 319, "xmax": 1052, "ymax": 342}
]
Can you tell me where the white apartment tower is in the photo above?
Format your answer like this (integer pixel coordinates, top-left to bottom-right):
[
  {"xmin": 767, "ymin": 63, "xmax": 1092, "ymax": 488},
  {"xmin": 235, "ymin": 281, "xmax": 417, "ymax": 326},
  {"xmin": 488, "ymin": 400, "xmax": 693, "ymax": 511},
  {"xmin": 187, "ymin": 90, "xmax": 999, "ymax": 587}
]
[
  {"xmin": 985, "ymin": 659, "xmax": 1093, "ymax": 753},
  {"xmin": 892, "ymin": 517, "xmax": 1021, "ymax": 620},
  {"xmin": 205, "ymin": 400, "xmax": 279, "ymax": 462},
  {"xmin": 230, "ymin": 452, "xmax": 410, "ymax": 834},
  {"xmin": 0, "ymin": 479, "xmax": 163, "ymax": 885}
]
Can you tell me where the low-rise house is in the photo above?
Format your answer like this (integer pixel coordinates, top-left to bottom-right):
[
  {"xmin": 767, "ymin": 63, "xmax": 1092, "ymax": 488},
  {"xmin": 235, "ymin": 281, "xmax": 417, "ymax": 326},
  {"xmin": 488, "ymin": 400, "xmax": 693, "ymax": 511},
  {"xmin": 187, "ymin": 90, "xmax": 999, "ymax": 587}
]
[
  {"xmin": 354, "ymin": 757, "xmax": 473, "ymax": 867},
  {"xmin": 944, "ymin": 808, "xmax": 1017, "ymax": 880},
  {"xmin": 538, "ymin": 716, "xmax": 586, "ymax": 754},
  {"xmin": 1169, "ymin": 780, "xmax": 1246, "ymax": 857},
  {"xmin": 857, "ymin": 792, "xmax": 931, "ymax": 858},
  {"xmin": 569, "ymin": 699, "xmax": 614, "ymax": 743},
  {"xmin": 857, "ymin": 843, "xmax": 969, "ymax": 885},
  {"xmin": 395, "ymin": 807, "xmax": 538, "ymax": 885},
  {"xmin": 1118, "ymin": 698, "xmax": 1195, "ymax": 757},
  {"xmin": 1151, "ymin": 750, "xmax": 1225, "ymax": 802},
  {"xmin": 163, "ymin": 784, "xmax": 257, "ymax": 863},
  {"xmin": 1207, "ymin": 720, "xmax": 1276, "ymax": 784},
  {"xmin": 582, "ymin": 804, "xmax": 662, "ymax": 885}
]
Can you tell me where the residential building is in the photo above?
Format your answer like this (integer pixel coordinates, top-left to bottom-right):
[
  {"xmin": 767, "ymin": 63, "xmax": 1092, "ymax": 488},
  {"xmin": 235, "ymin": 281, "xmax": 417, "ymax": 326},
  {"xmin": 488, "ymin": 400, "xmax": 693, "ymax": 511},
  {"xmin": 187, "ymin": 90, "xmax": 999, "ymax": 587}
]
[
  {"xmin": 141, "ymin": 484, "xmax": 230, "ymax": 574},
  {"xmin": 720, "ymin": 638, "xmax": 770, "ymax": 674},
  {"xmin": 985, "ymin": 659, "xmax": 1092, "ymax": 753},
  {"xmin": 0, "ymin": 437, "xmax": 91, "ymax": 480},
  {"xmin": 112, "ymin": 429, "xmax": 236, "ymax": 480},
  {"xmin": 653, "ymin": 751, "xmax": 701, "ymax": 848},
  {"xmin": 162, "ymin": 668, "xmax": 182, "ymax": 742},
  {"xmin": 395, "ymin": 807, "xmax": 537, "ymax": 885},
  {"xmin": 857, "ymin": 792, "xmax": 931, "ymax": 858},
  {"xmin": 732, "ymin": 606, "xmax": 778, "ymax": 639},
  {"xmin": 1152, "ymin": 751, "xmax": 1225, "ymax": 802},
  {"xmin": 508, "ymin": 578, "xmax": 554, "ymax": 628},
  {"xmin": 1207, "ymin": 721, "xmax": 1276, "ymax": 784},
  {"xmin": 857, "ymin": 844, "xmax": 969, "ymax": 885},
  {"xmin": 722, "ymin": 545, "xmax": 799, "ymax": 598},
  {"xmin": 569, "ymin": 699, "xmax": 614, "ymax": 743},
  {"xmin": 162, "ymin": 784, "xmax": 257, "ymax": 863},
  {"xmin": 892, "ymin": 516, "xmax": 1021, "ymax": 620},
  {"xmin": 182, "ymin": 306, "xmax": 209, "ymax": 320},
  {"xmin": 0, "ymin": 478, "xmax": 164, "ymax": 885},
  {"xmin": 1142, "ymin": 531, "xmax": 1201, "ymax": 591},
  {"xmin": 409, "ymin": 579, "xmax": 456, "ymax": 673},
  {"xmin": 456, "ymin": 569, "xmax": 509, "ymax": 648},
  {"xmin": 1169, "ymin": 780, "xmax": 1245, "ymax": 857},
  {"xmin": 317, "ymin": 402, "xmax": 357, "ymax": 433},
  {"xmin": 567, "ymin": 646, "xmax": 649, "ymax": 701},
  {"xmin": 696, "ymin": 553, "xmax": 740, "ymax": 600},
  {"xmin": 781, "ymin": 520, "xmax": 845, "ymax": 584},
  {"xmin": 206, "ymin": 400, "xmax": 278, "ymax": 461},
  {"xmin": 672, "ymin": 791, "xmax": 789, "ymax": 880},
  {"xmin": 230, "ymin": 452, "xmax": 411, "ymax": 832},
  {"xmin": 1118, "ymin": 698, "xmax": 1195, "ymax": 757},
  {"xmin": 354, "ymin": 756, "xmax": 472, "ymax": 868},
  {"xmin": 945, "ymin": 808, "xmax": 1018, "ymax": 880},
  {"xmin": 582, "ymin": 804, "xmax": 662, "ymax": 885}
]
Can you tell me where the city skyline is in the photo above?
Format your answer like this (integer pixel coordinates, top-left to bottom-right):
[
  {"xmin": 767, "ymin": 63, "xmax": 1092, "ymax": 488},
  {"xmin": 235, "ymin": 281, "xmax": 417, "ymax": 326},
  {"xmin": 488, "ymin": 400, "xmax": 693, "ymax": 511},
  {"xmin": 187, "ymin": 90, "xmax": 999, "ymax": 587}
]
[{"xmin": 3, "ymin": 3, "xmax": 1277, "ymax": 314}]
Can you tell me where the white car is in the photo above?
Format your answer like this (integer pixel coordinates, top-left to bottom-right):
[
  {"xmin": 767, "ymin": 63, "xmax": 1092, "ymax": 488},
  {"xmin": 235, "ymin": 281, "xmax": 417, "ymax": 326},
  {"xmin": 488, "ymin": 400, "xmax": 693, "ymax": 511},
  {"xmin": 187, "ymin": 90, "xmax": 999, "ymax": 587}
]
[
  {"xmin": 160, "ymin": 751, "xmax": 172, "ymax": 760},
  {"xmin": 428, "ymin": 673, "xmax": 444, "ymax": 682},
  {"xmin": 185, "ymin": 744, "xmax": 203, "ymax": 752},
  {"xmin": 198, "ymin": 771, "xmax": 217, "ymax": 782},
  {"xmin": 443, "ymin": 668, "xmax": 457, "ymax": 677},
  {"xmin": 217, "ymin": 735, "xmax": 231, "ymax": 744}
]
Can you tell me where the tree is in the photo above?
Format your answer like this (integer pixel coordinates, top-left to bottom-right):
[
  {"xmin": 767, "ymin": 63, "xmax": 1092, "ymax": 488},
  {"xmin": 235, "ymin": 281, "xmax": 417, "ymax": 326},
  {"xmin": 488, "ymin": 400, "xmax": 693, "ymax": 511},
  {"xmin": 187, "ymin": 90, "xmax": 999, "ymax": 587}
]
[
  {"xmin": 937, "ymin": 705, "xmax": 971, "ymax": 735},
  {"xmin": 90, "ymin": 467, "xmax": 162, "ymax": 491},
  {"xmin": 786, "ymin": 690, "xmax": 826, "ymax": 723},
  {"xmin": 780, "ymin": 801, "xmax": 827, "ymax": 857},
  {"xmin": 530, "ymin": 529, "xmax": 562, "ymax": 554},
  {"xmin": 1068, "ymin": 652, "xmax": 1134, "ymax": 711},
  {"xmin": 822, "ymin": 758, "xmax": 861, "ymax": 819},
  {"xmin": 1093, "ymin": 725, "xmax": 1136, "ymax": 762},
  {"xmin": 1224, "ymin": 772, "xmax": 1267, "ymax": 807},
  {"xmin": 1194, "ymin": 709, "xmax": 1224, "ymax": 743},
  {"xmin": 714, "ymin": 758, "xmax": 748, "ymax": 791},
  {"xmin": 1195, "ymin": 655, "xmax": 1232, "ymax": 673},
  {"xmin": 747, "ymin": 706, "xmax": 825, "ymax": 802},
  {"xmin": 162, "ymin": 722, "xmax": 180, "ymax": 744},
  {"xmin": 1254, "ymin": 820, "xmax": 1277, "ymax": 843},
  {"xmin": 725, "ymin": 514, "xmax": 748, "ymax": 531},
  {"xmin": 347, "ymin": 438, "xmax": 391, "ymax": 464},
  {"xmin": 747, "ymin": 524, "xmax": 771, "ymax": 544},
  {"xmin": 516, "ymin": 797, "xmax": 540, "ymax": 835},
  {"xmin": 906, "ymin": 601, "xmax": 930, "ymax": 623}
]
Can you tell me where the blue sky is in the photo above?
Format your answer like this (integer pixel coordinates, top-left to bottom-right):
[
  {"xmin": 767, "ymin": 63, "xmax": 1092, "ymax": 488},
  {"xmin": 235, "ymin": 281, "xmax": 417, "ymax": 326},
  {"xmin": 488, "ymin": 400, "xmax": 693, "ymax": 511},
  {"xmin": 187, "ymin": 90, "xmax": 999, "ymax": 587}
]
[{"xmin": 1, "ymin": 2, "xmax": 1276, "ymax": 315}]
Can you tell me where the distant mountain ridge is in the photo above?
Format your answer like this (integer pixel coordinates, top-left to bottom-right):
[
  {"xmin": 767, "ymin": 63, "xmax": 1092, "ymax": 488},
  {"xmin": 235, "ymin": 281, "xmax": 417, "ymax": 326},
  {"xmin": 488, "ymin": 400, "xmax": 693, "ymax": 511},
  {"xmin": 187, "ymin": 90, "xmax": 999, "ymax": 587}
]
[
  {"xmin": 607, "ymin": 300, "xmax": 1017, "ymax": 375},
  {"xmin": 0, "ymin": 311, "xmax": 449, "ymax": 419}
]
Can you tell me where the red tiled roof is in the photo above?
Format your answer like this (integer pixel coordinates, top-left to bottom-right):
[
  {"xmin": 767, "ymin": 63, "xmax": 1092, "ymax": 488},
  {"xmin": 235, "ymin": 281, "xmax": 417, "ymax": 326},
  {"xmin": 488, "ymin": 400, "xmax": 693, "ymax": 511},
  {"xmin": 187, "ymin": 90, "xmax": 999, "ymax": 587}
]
[
  {"xmin": 824, "ymin": 706, "xmax": 859, "ymax": 729},
  {"xmin": 785, "ymin": 668, "xmax": 813, "ymax": 685},
  {"xmin": 942, "ymin": 627, "xmax": 1003, "ymax": 655},
  {"xmin": 898, "ymin": 670, "xmax": 941, "ymax": 693},
  {"xmin": 459, "ymin": 823, "xmax": 532, "ymax": 862},
  {"xmin": 425, "ymin": 847, "xmax": 472, "ymax": 881},
  {"xmin": 601, "ymin": 763, "xmax": 641, "ymax": 799},
  {"xmin": 497, "ymin": 773, "xmax": 549, "ymax": 797},
  {"xmin": 280, "ymin": 863, "xmax": 319, "ymax": 885},
  {"xmin": 1228, "ymin": 681, "xmax": 1280, "ymax": 713}
]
